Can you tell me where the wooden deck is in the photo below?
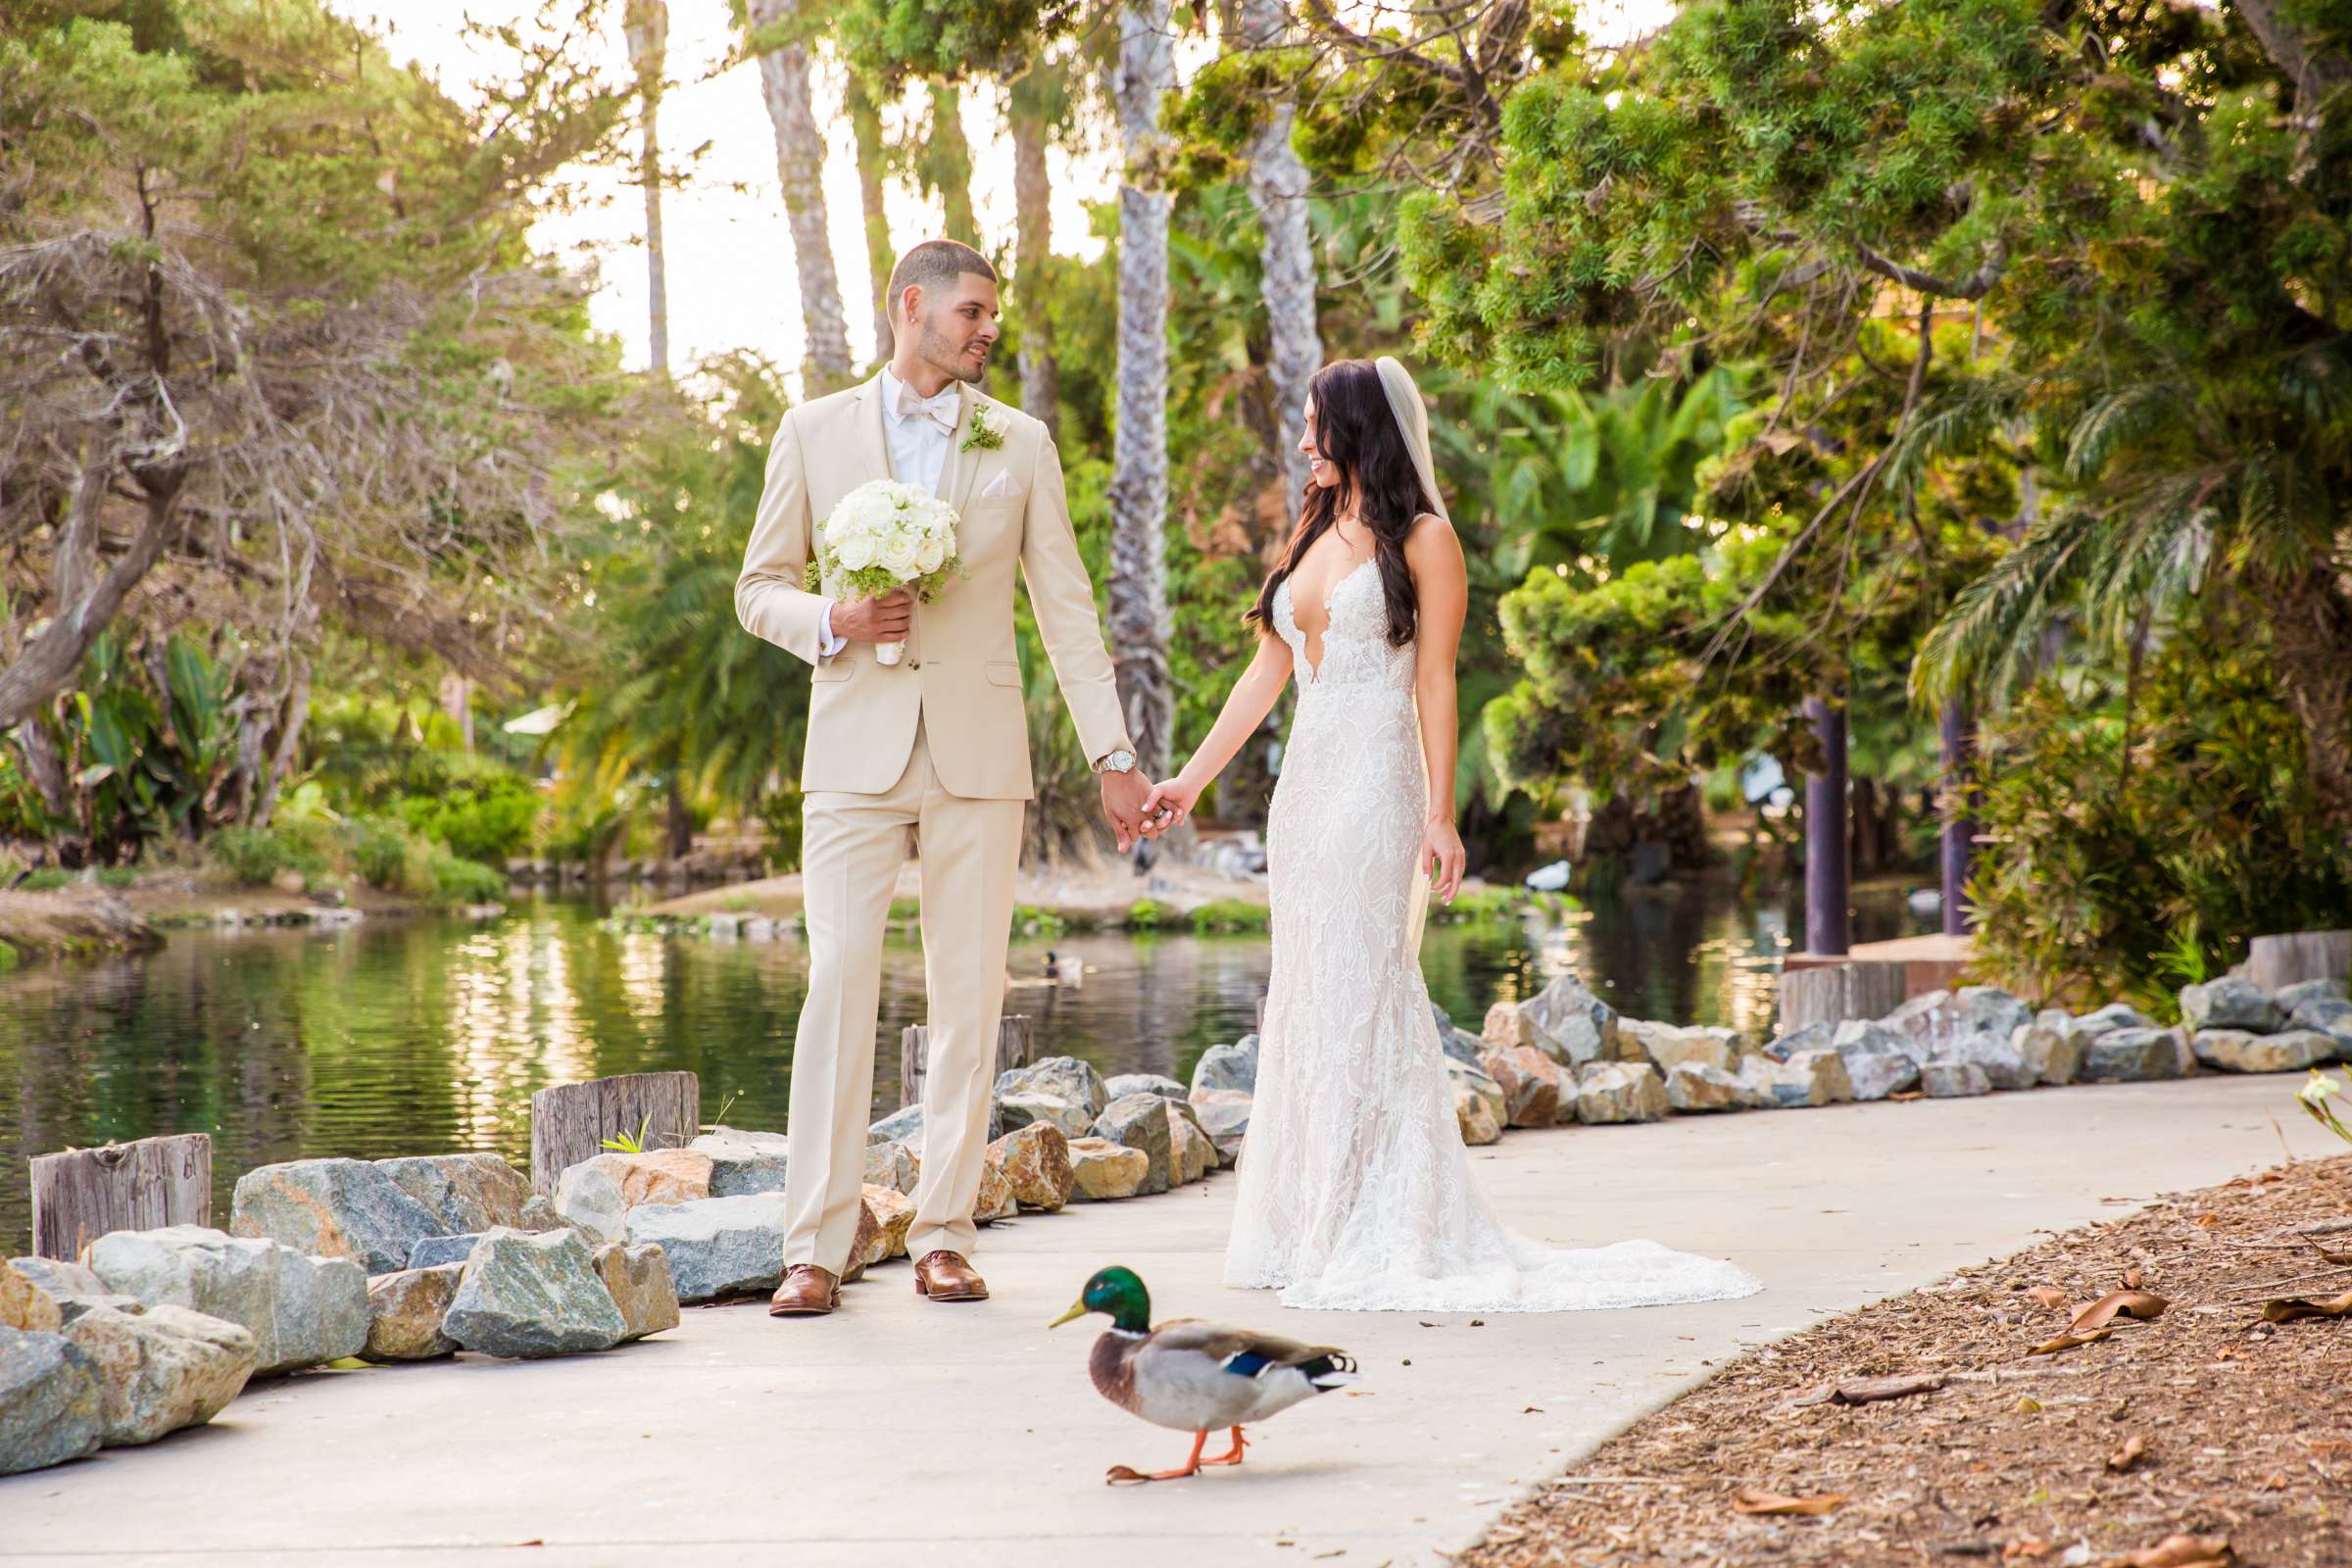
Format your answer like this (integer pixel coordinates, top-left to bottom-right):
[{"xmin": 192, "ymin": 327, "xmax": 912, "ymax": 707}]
[{"xmin": 1783, "ymin": 931, "xmax": 1977, "ymax": 998}]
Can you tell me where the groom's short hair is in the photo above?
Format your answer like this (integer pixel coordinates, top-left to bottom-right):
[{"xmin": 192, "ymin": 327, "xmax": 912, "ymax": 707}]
[{"xmin": 887, "ymin": 239, "xmax": 997, "ymax": 326}]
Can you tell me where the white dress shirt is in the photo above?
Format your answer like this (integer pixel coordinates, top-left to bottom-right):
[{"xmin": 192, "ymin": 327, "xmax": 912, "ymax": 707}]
[{"xmin": 817, "ymin": 368, "xmax": 961, "ymax": 657}]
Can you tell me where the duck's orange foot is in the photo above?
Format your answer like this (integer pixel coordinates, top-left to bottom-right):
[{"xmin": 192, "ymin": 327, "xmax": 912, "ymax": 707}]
[
  {"xmin": 1201, "ymin": 1426, "xmax": 1249, "ymax": 1466},
  {"xmin": 1106, "ymin": 1431, "xmax": 1211, "ymax": 1484}
]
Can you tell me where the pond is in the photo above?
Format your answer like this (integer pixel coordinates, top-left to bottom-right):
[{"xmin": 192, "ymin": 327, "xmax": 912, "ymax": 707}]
[{"xmin": 1, "ymin": 883, "xmax": 1933, "ymax": 1250}]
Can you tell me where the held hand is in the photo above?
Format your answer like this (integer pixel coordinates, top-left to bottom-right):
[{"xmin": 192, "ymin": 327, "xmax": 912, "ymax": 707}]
[
  {"xmin": 1138, "ymin": 775, "xmax": 1200, "ymax": 835},
  {"xmin": 832, "ymin": 589, "xmax": 913, "ymax": 644},
  {"xmin": 1422, "ymin": 817, "xmax": 1466, "ymax": 906},
  {"xmin": 1101, "ymin": 768, "xmax": 1157, "ymax": 853}
]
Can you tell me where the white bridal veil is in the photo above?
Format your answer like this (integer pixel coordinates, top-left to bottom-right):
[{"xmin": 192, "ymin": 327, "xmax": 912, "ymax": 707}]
[{"xmin": 1374, "ymin": 356, "xmax": 1450, "ymax": 526}]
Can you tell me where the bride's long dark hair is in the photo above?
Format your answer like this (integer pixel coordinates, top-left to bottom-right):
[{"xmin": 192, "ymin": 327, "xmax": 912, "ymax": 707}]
[{"xmin": 1247, "ymin": 359, "xmax": 1440, "ymax": 650}]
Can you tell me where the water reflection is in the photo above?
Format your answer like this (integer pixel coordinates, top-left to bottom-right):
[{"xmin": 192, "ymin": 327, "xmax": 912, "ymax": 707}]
[{"xmin": 0, "ymin": 884, "xmax": 1926, "ymax": 1250}]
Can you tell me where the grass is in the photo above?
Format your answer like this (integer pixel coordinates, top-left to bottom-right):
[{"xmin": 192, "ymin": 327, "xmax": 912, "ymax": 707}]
[
  {"xmin": 19, "ymin": 867, "xmax": 72, "ymax": 893},
  {"xmin": 1189, "ymin": 898, "xmax": 1271, "ymax": 934}
]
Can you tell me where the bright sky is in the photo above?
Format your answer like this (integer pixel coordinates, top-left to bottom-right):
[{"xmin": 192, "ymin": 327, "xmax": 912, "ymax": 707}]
[{"xmin": 333, "ymin": 3, "xmax": 1676, "ymax": 382}]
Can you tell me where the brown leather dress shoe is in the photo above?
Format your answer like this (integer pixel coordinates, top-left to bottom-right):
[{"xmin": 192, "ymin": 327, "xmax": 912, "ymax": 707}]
[
  {"xmin": 768, "ymin": 1263, "xmax": 840, "ymax": 1316},
  {"xmin": 911, "ymin": 1250, "xmax": 989, "ymax": 1301}
]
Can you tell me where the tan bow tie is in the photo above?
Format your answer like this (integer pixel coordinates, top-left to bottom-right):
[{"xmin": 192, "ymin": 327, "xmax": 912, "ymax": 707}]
[{"xmin": 892, "ymin": 383, "xmax": 958, "ymax": 436}]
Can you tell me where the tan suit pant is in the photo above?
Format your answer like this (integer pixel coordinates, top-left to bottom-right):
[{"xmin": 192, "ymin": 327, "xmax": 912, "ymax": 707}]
[{"xmin": 783, "ymin": 721, "xmax": 1023, "ymax": 1272}]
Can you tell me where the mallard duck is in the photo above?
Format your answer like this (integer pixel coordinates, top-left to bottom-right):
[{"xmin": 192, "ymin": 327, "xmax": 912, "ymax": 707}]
[{"xmin": 1050, "ymin": 1265, "xmax": 1356, "ymax": 1483}]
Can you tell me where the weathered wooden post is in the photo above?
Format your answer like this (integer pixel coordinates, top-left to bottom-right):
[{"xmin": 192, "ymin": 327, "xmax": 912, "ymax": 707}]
[
  {"xmin": 529, "ymin": 1071, "xmax": 700, "ymax": 1194},
  {"xmin": 29, "ymin": 1134, "xmax": 212, "ymax": 1260},
  {"xmin": 2245, "ymin": 930, "xmax": 2351, "ymax": 993},
  {"xmin": 899, "ymin": 1015, "xmax": 1036, "ymax": 1109},
  {"xmin": 1778, "ymin": 960, "xmax": 1908, "ymax": 1034}
]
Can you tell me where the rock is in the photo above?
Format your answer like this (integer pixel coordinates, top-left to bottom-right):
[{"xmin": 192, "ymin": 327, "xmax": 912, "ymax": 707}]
[
  {"xmin": 839, "ymin": 1194, "xmax": 883, "ymax": 1284},
  {"xmin": 1439, "ymin": 1025, "xmax": 1489, "ymax": 1066},
  {"xmin": 1188, "ymin": 1089, "xmax": 1253, "ymax": 1164},
  {"xmin": 1921, "ymin": 1060, "xmax": 1992, "ymax": 1098},
  {"xmin": 1519, "ymin": 973, "xmax": 1619, "ymax": 1066},
  {"xmin": 1482, "ymin": 1001, "xmax": 1544, "ymax": 1054},
  {"xmin": 996, "ymin": 1055, "xmax": 1111, "ymax": 1120},
  {"xmin": 1664, "ymin": 1060, "xmax": 1742, "ymax": 1112},
  {"xmin": 1734, "ymin": 1051, "xmax": 1853, "ymax": 1109},
  {"xmin": 0, "ymin": 1327, "xmax": 102, "ymax": 1475},
  {"xmin": 2014, "ymin": 1022, "xmax": 2086, "ymax": 1086},
  {"xmin": 1, "ymin": 1261, "xmax": 62, "ymax": 1333},
  {"xmin": 1938, "ymin": 1030, "xmax": 2036, "ymax": 1091},
  {"xmin": 1065, "ymin": 1137, "xmax": 1150, "ymax": 1201},
  {"xmin": 2082, "ymin": 1026, "xmax": 2189, "ymax": 1082},
  {"xmin": 623, "ymin": 1195, "xmax": 791, "ymax": 1303},
  {"xmin": 986, "ymin": 1122, "xmax": 1075, "ymax": 1210},
  {"xmin": 1091, "ymin": 1093, "xmax": 1175, "ymax": 1197},
  {"xmin": 858, "ymin": 1187, "xmax": 915, "ymax": 1261},
  {"xmin": 1951, "ymin": 985, "xmax": 2034, "ymax": 1043},
  {"xmin": 2180, "ymin": 977, "xmax": 2282, "ymax": 1033},
  {"xmin": 1168, "ymin": 1104, "xmax": 1218, "ymax": 1183},
  {"xmin": 514, "ymin": 1195, "xmax": 567, "ymax": 1232},
  {"xmin": 361, "ymin": 1263, "xmax": 464, "ymax": 1361},
  {"xmin": 867, "ymin": 1103, "xmax": 928, "ymax": 1151},
  {"xmin": 2192, "ymin": 1027, "xmax": 2337, "ymax": 1074},
  {"xmin": 1446, "ymin": 1054, "xmax": 1508, "ymax": 1130},
  {"xmin": 229, "ymin": 1157, "xmax": 446, "ymax": 1276},
  {"xmin": 1453, "ymin": 1081, "xmax": 1502, "ymax": 1144},
  {"xmin": 1618, "ymin": 1019, "xmax": 1746, "ymax": 1074},
  {"xmin": 1483, "ymin": 1045, "xmax": 1567, "ymax": 1127},
  {"xmin": 1831, "ymin": 1020, "xmax": 1924, "ymax": 1100},
  {"xmin": 994, "ymin": 1091, "xmax": 1095, "ymax": 1140},
  {"xmin": 973, "ymin": 1158, "xmax": 1020, "ymax": 1224},
  {"xmin": 60, "ymin": 1303, "xmax": 256, "ymax": 1447},
  {"xmin": 1762, "ymin": 1021, "xmax": 1836, "ymax": 1063},
  {"xmin": 2287, "ymin": 996, "xmax": 2352, "ymax": 1057},
  {"xmin": 2075, "ymin": 1003, "xmax": 2157, "ymax": 1038},
  {"xmin": 686, "ymin": 1128, "xmax": 790, "ymax": 1197},
  {"xmin": 553, "ymin": 1151, "xmax": 716, "ymax": 1245},
  {"xmin": 593, "ymin": 1242, "xmax": 679, "ymax": 1342},
  {"xmin": 374, "ymin": 1153, "xmax": 533, "ymax": 1234},
  {"xmin": 407, "ymin": 1233, "xmax": 489, "ymax": 1271},
  {"xmin": 1880, "ymin": 990, "xmax": 1952, "ymax": 1051},
  {"xmin": 1103, "ymin": 1072, "xmax": 1188, "ymax": 1102},
  {"xmin": 2275, "ymin": 978, "xmax": 2349, "ymax": 1014},
  {"xmin": 863, "ymin": 1140, "xmax": 920, "ymax": 1196},
  {"xmin": 442, "ymin": 1227, "xmax": 627, "ymax": 1358},
  {"xmin": 1573, "ymin": 1061, "xmax": 1669, "ymax": 1125},
  {"xmin": 1188, "ymin": 1037, "xmax": 1261, "ymax": 1098},
  {"xmin": 5, "ymin": 1257, "xmax": 102, "ymax": 1301},
  {"xmin": 84, "ymin": 1226, "xmax": 368, "ymax": 1375}
]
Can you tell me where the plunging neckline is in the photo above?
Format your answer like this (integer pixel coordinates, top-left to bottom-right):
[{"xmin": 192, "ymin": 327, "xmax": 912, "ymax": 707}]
[{"xmin": 1285, "ymin": 553, "xmax": 1377, "ymax": 684}]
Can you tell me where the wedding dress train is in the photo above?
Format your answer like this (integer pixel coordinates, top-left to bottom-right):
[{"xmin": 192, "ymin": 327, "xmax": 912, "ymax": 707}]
[{"xmin": 1222, "ymin": 555, "xmax": 1764, "ymax": 1313}]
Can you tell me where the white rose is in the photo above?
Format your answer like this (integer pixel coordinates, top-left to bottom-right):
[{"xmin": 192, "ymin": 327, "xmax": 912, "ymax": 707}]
[
  {"xmin": 878, "ymin": 531, "xmax": 921, "ymax": 574},
  {"xmin": 831, "ymin": 532, "xmax": 876, "ymax": 571},
  {"xmin": 914, "ymin": 539, "xmax": 946, "ymax": 574}
]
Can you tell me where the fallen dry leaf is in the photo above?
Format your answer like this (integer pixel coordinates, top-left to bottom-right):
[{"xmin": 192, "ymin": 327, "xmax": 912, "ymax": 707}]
[
  {"xmin": 2124, "ymin": 1265, "xmax": 2145, "ymax": 1289},
  {"xmin": 2028, "ymin": 1285, "xmax": 2072, "ymax": 1311},
  {"xmin": 2194, "ymin": 1213, "xmax": 2221, "ymax": 1227},
  {"xmin": 2067, "ymin": 1290, "xmax": 2169, "ymax": 1336},
  {"xmin": 2260, "ymin": 1471, "xmax": 2287, "ymax": 1491},
  {"xmin": 2004, "ymin": 1541, "xmax": 2051, "ymax": 1561},
  {"xmin": 2260, "ymin": 1289, "xmax": 2352, "ymax": 1323},
  {"xmin": 2107, "ymin": 1434, "xmax": 2148, "ymax": 1472},
  {"xmin": 1731, "ymin": 1486, "xmax": 1846, "ymax": 1516},
  {"xmin": 2098, "ymin": 1533, "xmax": 2231, "ymax": 1568},
  {"xmin": 2028, "ymin": 1326, "xmax": 2116, "ymax": 1356},
  {"xmin": 1829, "ymin": 1373, "xmax": 1945, "ymax": 1405}
]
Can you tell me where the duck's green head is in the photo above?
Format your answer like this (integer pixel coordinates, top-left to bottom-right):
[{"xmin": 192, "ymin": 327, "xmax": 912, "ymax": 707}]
[{"xmin": 1049, "ymin": 1265, "xmax": 1151, "ymax": 1333}]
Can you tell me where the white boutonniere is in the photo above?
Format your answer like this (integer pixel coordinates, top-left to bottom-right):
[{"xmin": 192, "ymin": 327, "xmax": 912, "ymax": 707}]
[{"xmin": 960, "ymin": 406, "xmax": 1004, "ymax": 453}]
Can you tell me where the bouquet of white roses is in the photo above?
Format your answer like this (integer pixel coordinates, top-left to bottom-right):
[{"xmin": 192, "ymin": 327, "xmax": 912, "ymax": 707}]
[{"xmin": 815, "ymin": 479, "xmax": 962, "ymax": 665}]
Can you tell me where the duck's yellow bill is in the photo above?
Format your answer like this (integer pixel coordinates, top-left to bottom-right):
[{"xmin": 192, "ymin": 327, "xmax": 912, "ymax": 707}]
[{"xmin": 1048, "ymin": 1300, "xmax": 1088, "ymax": 1328}]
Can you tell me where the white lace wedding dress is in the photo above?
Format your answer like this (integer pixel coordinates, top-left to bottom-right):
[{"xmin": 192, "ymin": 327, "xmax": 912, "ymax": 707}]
[{"xmin": 1223, "ymin": 556, "xmax": 1765, "ymax": 1313}]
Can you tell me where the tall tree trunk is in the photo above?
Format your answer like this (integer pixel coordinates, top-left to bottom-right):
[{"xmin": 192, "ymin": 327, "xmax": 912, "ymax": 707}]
[
  {"xmin": 253, "ymin": 655, "xmax": 310, "ymax": 828},
  {"xmin": 1239, "ymin": 0, "xmax": 1320, "ymax": 514},
  {"xmin": 1939, "ymin": 698, "xmax": 1976, "ymax": 935},
  {"xmin": 1802, "ymin": 694, "xmax": 1850, "ymax": 956},
  {"xmin": 746, "ymin": 0, "xmax": 854, "ymax": 393},
  {"xmin": 624, "ymin": 0, "xmax": 671, "ymax": 377},
  {"xmin": 0, "ymin": 460, "xmax": 182, "ymax": 734},
  {"xmin": 1009, "ymin": 72, "xmax": 1059, "ymax": 443},
  {"xmin": 920, "ymin": 85, "xmax": 979, "ymax": 242},
  {"xmin": 2266, "ymin": 562, "xmax": 2352, "ymax": 830},
  {"xmin": 844, "ymin": 74, "xmax": 895, "ymax": 360},
  {"xmin": 666, "ymin": 770, "xmax": 694, "ymax": 859},
  {"xmin": 1107, "ymin": 1, "xmax": 1177, "ymax": 780}
]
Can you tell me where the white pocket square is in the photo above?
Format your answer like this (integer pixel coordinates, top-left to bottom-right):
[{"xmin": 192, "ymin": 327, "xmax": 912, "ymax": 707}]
[{"xmin": 979, "ymin": 470, "xmax": 1023, "ymax": 503}]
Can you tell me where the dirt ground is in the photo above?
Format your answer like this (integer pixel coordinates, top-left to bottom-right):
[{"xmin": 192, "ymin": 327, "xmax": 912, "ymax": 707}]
[{"xmin": 1461, "ymin": 1154, "xmax": 2352, "ymax": 1568}]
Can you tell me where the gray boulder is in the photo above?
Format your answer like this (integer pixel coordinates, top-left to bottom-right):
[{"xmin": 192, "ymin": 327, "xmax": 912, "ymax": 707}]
[
  {"xmin": 0, "ymin": 1327, "xmax": 102, "ymax": 1475},
  {"xmin": 867, "ymin": 1103, "xmax": 929, "ymax": 1152},
  {"xmin": 1091, "ymin": 1093, "xmax": 1175, "ymax": 1197},
  {"xmin": 362, "ymin": 1264, "xmax": 464, "ymax": 1361},
  {"xmin": 1663, "ymin": 1060, "xmax": 1742, "ymax": 1113},
  {"xmin": 863, "ymin": 1140, "xmax": 920, "ymax": 1195},
  {"xmin": 6, "ymin": 1257, "xmax": 103, "ymax": 1302},
  {"xmin": 1762, "ymin": 1021, "xmax": 1836, "ymax": 1063},
  {"xmin": 995, "ymin": 1091, "xmax": 1096, "ymax": 1140},
  {"xmin": 623, "ymin": 1194, "xmax": 792, "ymax": 1303},
  {"xmin": 1734, "ymin": 1050, "xmax": 1853, "ymax": 1108},
  {"xmin": 1167, "ymin": 1105, "xmax": 1218, "ymax": 1184},
  {"xmin": 2014, "ymin": 1021, "xmax": 2086, "ymax": 1086},
  {"xmin": 996, "ymin": 1055, "xmax": 1111, "ymax": 1120},
  {"xmin": 593, "ymin": 1242, "xmax": 679, "ymax": 1344},
  {"xmin": 687, "ymin": 1127, "xmax": 791, "ymax": 1197},
  {"xmin": 407, "ymin": 1233, "xmax": 489, "ymax": 1271},
  {"xmin": 1102, "ymin": 1072, "xmax": 1188, "ymax": 1102},
  {"xmin": 1446, "ymin": 1054, "xmax": 1508, "ymax": 1131},
  {"xmin": 2082, "ymin": 1026, "xmax": 2189, "ymax": 1082},
  {"xmin": 2180, "ymin": 977, "xmax": 2282, "ymax": 1033},
  {"xmin": 1573, "ymin": 1061, "xmax": 1669, "ymax": 1124},
  {"xmin": 1921, "ymin": 1060, "xmax": 1993, "ymax": 1098},
  {"xmin": 1518, "ymin": 973, "xmax": 1619, "ymax": 1066},
  {"xmin": 1938, "ymin": 1030, "xmax": 2036, "ymax": 1091},
  {"xmin": 1880, "ymin": 990, "xmax": 1953, "ymax": 1054},
  {"xmin": 63, "ymin": 1303, "xmax": 258, "ymax": 1446},
  {"xmin": 85, "ymin": 1226, "xmax": 367, "ymax": 1375},
  {"xmin": 1189, "ymin": 1037, "xmax": 1261, "ymax": 1097},
  {"xmin": 442, "ymin": 1227, "xmax": 627, "ymax": 1358},
  {"xmin": 374, "ymin": 1153, "xmax": 533, "ymax": 1234},
  {"xmin": 2075, "ymin": 1003, "xmax": 2157, "ymax": 1038},
  {"xmin": 1188, "ymin": 1090, "xmax": 1252, "ymax": 1163},
  {"xmin": 2192, "ymin": 1027, "xmax": 2336, "ymax": 1074},
  {"xmin": 230, "ymin": 1157, "xmax": 445, "ymax": 1276},
  {"xmin": 2275, "ymin": 977, "xmax": 2349, "ymax": 1014},
  {"xmin": 1951, "ymin": 985, "xmax": 2034, "ymax": 1043},
  {"xmin": 1831, "ymin": 1021, "xmax": 1924, "ymax": 1100},
  {"xmin": 1439, "ymin": 1025, "xmax": 1489, "ymax": 1067},
  {"xmin": 1617, "ymin": 1019, "xmax": 1746, "ymax": 1074},
  {"xmin": 2287, "ymin": 996, "xmax": 2352, "ymax": 1057}
]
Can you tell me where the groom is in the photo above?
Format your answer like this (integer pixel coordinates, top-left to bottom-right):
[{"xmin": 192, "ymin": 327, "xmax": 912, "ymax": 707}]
[{"xmin": 735, "ymin": 238, "xmax": 1160, "ymax": 1315}]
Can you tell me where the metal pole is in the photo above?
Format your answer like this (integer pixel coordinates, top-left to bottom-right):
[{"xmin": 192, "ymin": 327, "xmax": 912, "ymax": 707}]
[{"xmin": 1803, "ymin": 695, "xmax": 1850, "ymax": 956}]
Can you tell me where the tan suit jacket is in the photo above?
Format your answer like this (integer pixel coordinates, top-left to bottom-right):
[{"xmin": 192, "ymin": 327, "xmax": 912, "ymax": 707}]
[{"xmin": 735, "ymin": 373, "xmax": 1131, "ymax": 800}]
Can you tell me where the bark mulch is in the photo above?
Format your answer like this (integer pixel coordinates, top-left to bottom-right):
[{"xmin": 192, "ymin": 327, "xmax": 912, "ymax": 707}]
[{"xmin": 1461, "ymin": 1153, "xmax": 2352, "ymax": 1568}]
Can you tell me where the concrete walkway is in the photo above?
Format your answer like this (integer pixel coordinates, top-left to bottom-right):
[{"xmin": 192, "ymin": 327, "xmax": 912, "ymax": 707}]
[{"xmin": 5, "ymin": 1074, "xmax": 2336, "ymax": 1568}]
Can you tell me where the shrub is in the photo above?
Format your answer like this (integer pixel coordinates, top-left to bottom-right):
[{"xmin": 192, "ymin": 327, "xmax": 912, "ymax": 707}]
[
  {"xmin": 391, "ymin": 767, "xmax": 539, "ymax": 863},
  {"xmin": 1189, "ymin": 899, "xmax": 1270, "ymax": 934},
  {"xmin": 426, "ymin": 848, "xmax": 504, "ymax": 905},
  {"xmin": 1012, "ymin": 904, "xmax": 1066, "ymax": 937},
  {"xmin": 19, "ymin": 867, "xmax": 72, "ymax": 893},
  {"xmin": 211, "ymin": 824, "xmax": 329, "ymax": 885}
]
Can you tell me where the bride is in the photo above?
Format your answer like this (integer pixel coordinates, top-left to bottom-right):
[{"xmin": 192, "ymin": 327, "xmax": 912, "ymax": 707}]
[{"xmin": 1140, "ymin": 357, "xmax": 1762, "ymax": 1313}]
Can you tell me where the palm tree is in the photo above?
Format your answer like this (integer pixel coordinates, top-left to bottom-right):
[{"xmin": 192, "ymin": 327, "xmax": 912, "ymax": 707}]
[
  {"xmin": 1107, "ymin": 0, "xmax": 1177, "ymax": 779},
  {"xmin": 1008, "ymin": 62, "xmax": 1063, "ymax": 442},
  {"xmin": 745, "ymin": 0, "xmax": 855, "ymax": 392},
  {"xmin": 844, "ymin": 74, "xmax": 895, "ymax": 360},
  {"xmin": 1238, "ymin": 0, "xmax": 1319, "ymax": 509},
  {"xmin": 623, "ymin": 0, "xmax": 670, "ymax": 377},
  {"xmin": 914, "ymin": 84, "xmax": 979, "ymax": 242}
]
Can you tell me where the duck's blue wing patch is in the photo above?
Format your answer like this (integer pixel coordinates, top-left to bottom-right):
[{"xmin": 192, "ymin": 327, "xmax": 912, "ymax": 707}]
[{"xmin": 1221, "ymin": 1350, "xmax": 1273, "ymax": 1379}]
